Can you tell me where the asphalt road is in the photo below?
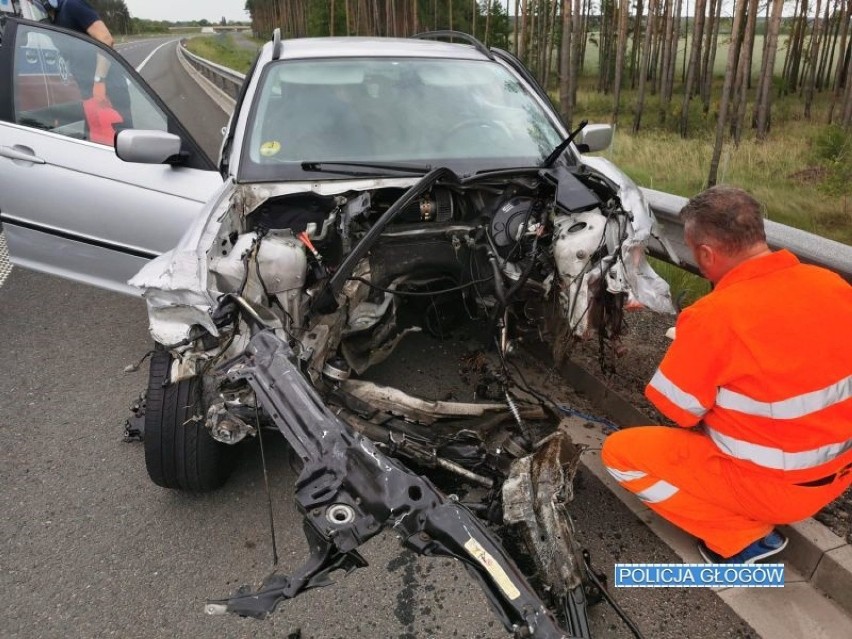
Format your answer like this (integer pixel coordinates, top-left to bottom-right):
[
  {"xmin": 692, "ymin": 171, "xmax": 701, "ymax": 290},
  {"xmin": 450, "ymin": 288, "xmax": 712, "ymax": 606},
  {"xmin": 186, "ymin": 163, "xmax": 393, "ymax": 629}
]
[
  {"xmin": 117, "ymin": 38, "xmax": 229, "ymax": 159},
  {"xmin": 0, "ymin": 37, "xmax": 756, "ymax": 639}
]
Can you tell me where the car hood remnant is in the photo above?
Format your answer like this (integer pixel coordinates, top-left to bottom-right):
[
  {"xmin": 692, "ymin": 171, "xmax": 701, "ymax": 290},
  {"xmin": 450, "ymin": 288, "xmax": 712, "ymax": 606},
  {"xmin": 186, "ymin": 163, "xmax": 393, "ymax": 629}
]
[{"xmin": 132, "ymin": 161, "xmax": 673, "ymax": 354}]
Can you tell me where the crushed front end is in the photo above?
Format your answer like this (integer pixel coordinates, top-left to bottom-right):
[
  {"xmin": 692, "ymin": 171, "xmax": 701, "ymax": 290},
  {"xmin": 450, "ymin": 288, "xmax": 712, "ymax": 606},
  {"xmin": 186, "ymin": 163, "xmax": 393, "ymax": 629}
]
[{"xmin": 130, "ymin": 162, "xmax": 668, "ymax": 637}]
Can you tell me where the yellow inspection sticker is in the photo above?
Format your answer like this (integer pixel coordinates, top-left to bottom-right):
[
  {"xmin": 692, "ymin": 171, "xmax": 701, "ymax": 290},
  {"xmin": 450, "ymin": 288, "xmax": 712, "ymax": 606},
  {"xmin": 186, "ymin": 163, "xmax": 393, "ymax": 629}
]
[
  {"xmin": 260, "ymin": 141, "xmax": 281, "ymax": 157},
  {"xmin": 464, "ymin": 537, "xmax": 521, "ymax": 600}
]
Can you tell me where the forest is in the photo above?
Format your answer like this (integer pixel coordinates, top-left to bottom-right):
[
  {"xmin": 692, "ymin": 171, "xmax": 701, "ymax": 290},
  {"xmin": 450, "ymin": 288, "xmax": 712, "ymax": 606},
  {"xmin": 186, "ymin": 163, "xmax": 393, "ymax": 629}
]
[{"xmin": 241, "ymin": 1, "xmax": 851, "ymax": 191}]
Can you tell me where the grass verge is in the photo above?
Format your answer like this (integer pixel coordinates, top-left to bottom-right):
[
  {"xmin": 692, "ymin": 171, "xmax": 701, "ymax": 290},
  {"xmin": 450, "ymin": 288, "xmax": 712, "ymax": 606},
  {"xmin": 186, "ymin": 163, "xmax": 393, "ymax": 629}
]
[{"xmin": 184, "ymin": 35, "xmax": 257, "ymax": 74}]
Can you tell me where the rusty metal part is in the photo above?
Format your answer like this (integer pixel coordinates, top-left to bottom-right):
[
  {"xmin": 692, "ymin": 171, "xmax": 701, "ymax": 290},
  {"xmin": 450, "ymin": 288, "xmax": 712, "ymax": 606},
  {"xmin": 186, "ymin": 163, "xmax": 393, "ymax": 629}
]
[{"xmin": 503, "ymin": 425, "xmax": 587, "ymax": 599}]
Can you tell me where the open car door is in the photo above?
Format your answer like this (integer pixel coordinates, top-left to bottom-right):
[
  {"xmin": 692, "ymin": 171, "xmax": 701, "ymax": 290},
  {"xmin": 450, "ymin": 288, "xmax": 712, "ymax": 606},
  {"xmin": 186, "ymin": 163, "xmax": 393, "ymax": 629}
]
[{"xmin": 0, "ymin": 17, "xmax": 223, "ymax": 295}]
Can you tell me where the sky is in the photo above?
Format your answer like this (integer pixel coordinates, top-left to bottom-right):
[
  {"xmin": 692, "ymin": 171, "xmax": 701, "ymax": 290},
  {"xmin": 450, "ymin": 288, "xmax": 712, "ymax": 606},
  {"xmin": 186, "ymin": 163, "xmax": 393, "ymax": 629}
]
[{"xmin": 123, "ymin": 0, "xmax": 250, "ymax": 23}]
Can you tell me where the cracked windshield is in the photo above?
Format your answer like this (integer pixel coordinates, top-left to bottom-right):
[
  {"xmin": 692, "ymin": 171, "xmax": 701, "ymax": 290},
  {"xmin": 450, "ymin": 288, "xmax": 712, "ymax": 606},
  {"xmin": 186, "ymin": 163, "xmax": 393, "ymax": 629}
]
[{"xmin": 245, "ymin": 57, "xmax": 562, "ymax": 176}]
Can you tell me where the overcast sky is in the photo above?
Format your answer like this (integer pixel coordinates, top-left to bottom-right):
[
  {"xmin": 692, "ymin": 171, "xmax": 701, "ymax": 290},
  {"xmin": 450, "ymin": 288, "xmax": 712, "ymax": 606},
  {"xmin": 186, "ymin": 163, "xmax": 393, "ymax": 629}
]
[{"xmin": 123, "ymin": 0, "xmax": 250, "ymax": 23}]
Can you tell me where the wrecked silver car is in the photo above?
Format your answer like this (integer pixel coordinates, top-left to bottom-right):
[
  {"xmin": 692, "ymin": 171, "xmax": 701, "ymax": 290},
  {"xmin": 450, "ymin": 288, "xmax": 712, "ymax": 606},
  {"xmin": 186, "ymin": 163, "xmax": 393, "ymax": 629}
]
[
  {"xmin": 0, "ymin": 17, "xmax": 671, "ymax": 637},
  {"xmin": 126, "ymin": 33, "xmax": 673, "ymax": 638}
]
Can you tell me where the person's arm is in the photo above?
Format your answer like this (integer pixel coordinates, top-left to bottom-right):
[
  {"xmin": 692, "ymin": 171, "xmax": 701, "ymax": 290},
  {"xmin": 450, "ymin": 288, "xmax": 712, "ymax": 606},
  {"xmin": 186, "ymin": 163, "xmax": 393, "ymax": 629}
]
[
  {"xmin": 65, "ymin": 0, "xmax": 114, "ymax": 98},
  {"xmin": 644, "ymin": 302, "xmax": 730, "ymax": 427},
  {"xmin": 87, "ymin": 21, "xmax": 114, "ymax": 101},
  {"xmin": 87, "ymin": 20, "xmax": 115, "ymax": 49}
]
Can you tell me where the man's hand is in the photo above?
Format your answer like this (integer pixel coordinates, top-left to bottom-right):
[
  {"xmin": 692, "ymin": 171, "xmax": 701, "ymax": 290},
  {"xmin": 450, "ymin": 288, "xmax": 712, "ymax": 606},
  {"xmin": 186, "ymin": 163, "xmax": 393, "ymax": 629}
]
[{"xmin": 92, "ymin": 81, "xmax": 108, "ymax": 104}]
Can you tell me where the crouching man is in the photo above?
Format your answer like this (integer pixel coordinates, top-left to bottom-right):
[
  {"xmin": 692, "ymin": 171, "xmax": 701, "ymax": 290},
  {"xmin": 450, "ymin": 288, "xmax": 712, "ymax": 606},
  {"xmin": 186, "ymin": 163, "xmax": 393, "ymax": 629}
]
[{"xmin": 602, "ymin": 185, "xmax": 852, "ymax": 563}]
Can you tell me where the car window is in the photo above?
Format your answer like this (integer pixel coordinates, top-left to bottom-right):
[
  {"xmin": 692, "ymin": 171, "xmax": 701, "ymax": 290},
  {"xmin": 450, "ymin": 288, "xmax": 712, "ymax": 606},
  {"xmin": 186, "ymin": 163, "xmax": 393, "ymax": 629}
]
[
  {"xmin": 13, "ymin": 24, "xmax": 167, "ymax": 146},
  {"xmin": 3, "ymin": 0, "xmax": 50, "ymax": 21},
  {"xmin": 241, "ymin": 57, "xmax": 563, "ymax": 181}
]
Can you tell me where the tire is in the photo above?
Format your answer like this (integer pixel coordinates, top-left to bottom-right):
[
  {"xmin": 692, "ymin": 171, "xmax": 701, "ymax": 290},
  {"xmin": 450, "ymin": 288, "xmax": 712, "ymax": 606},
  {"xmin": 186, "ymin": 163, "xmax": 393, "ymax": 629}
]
[{"xmin": 144, "ymin": 348, "xmax": 236, "ymax": 492}]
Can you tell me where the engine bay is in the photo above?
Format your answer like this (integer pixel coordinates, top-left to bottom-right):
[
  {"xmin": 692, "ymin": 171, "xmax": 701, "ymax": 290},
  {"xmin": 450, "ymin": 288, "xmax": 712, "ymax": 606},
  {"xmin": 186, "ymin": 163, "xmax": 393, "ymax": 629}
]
[{"xmin": 203, "ymin": 165, "xmax": 660, "ymax": 387}]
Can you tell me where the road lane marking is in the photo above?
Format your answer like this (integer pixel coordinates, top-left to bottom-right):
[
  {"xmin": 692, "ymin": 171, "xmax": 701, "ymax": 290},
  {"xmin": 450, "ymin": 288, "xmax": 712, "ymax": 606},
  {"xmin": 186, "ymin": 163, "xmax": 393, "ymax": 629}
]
[{"xmin": 136, "ymin": 39, "xmax": 178, "ymax": 73}]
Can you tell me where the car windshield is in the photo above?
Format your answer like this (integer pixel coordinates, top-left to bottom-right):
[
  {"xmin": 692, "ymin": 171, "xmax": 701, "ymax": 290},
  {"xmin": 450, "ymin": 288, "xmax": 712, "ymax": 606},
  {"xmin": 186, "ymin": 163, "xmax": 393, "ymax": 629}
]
[{"xmin": 240, "ymin": 57, "xmax": 564, "ymax": 180}]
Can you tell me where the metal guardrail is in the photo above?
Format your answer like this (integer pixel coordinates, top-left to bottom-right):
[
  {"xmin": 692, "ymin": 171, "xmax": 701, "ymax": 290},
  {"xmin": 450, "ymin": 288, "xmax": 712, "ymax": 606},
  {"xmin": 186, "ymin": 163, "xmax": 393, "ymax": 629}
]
[
  {"xmin": 643, "ymin": 188, "xmax": 852, "ymax": 283},
  {"xmin": 178, "ymin": 41, "xmax": 245, "ymax": 101},
  {"xmin": 176, "ymin": 45, "xmax": 851, "ymax": 283}
]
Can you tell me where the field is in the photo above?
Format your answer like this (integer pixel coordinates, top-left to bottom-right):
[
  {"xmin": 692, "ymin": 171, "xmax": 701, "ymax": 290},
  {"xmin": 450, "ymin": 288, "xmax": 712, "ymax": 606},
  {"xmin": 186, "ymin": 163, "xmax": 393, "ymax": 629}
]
[{"xmin": 184, "ymin": 34, "xmax": 259, "ymax": 76}]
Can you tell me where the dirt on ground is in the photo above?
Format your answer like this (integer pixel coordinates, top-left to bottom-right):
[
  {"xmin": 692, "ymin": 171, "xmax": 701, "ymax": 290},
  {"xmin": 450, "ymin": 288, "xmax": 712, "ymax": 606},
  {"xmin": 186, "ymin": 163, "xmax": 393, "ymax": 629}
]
[{"xmin": 561, "ymin": 308, "xmax": 852, "ymax": 545}]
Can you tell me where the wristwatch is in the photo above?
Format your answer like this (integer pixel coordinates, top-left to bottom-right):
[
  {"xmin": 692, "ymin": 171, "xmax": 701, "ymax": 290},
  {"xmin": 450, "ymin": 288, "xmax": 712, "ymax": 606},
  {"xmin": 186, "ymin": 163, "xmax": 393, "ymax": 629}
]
[{"xmin": 93, "ymin": 75, "xmax": 104, "ymax": 83}]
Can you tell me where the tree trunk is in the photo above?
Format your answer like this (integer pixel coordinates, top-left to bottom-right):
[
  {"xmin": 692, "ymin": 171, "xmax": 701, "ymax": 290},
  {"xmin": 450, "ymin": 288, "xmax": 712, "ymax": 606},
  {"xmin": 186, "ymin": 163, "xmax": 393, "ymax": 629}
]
[
  {"xmin": 612, "ymin": 0, "xmax": 630, "ymax": 124},
  {"xmin": 709, "ymin": 0, "xmax": 748, "ymax": 186},
  {"xmin": 485, "ymin": 0, "xmax": 492, "ymax": 45},
  {"xmin": 804, "ymin": 0, "xmax": 826, "ymax": 118},
  {"xmin": 678, "ymin": 0, "xmax": 707, "ymax": 136},
  {"xmin": 755, "ymin": 0, "xmax": 784, "ymax": 139},
  {"xmin": 633, "ymin": 0, "xmax": 657, "ymax": 132},
  {"xmin": 630, "ymin": 0, "xmax": 644, "ymax": 87},
  {"xmin": 784, "ymin": 0, "xmax": 809, "ymax": 94},
  {"xmin": 699, "ymin": 0, "xmax": 717, "ymax": 106},
  {"xmin": 571, "ymin": 0, "xmax": 582, "ymax": 109},
  {"xmin": 732, "ymin": 0, "xmax": 759, "ymax": 144},
  {"xmin": 828, "ymin": 0, "xmax": 851, "ymax": 122},
  {"xmin": 682, "ymin": 0, "xmax": 689, "ymax": 83},
  {"xmin": 816, "ymin": 0, "xmax": 834, "ymax": 89},
  {"xmin": 668, "ymin": 0, "xmax": 683, "ymax": 100},
  {"xmin": 470, "ymin": 0, "xmax": 480, "ymax": 42},
  {"xmin": 343, "ymin": 0, "xmax": 352, "ymax": 36},
  {"xmin": 579, "ymin": 0, "xmax": 590, "ymax": 73},
  {"xmin": 701, "ymin": 0, "xmax": 722, "ymax": 113},
  {"xmin": 653, "ymin": 0, "xmax": 670, "ymax": 95},
  {"xmin": 844, "ymin": 56, "xmax": 852, "ymax": 126},
  {"xmin": 546, "ymin": 0, "xmax": 561, "ymax": 89},
  {"xmin": 560, "ymin": 0, "xmax": 574, "ymax": 127},
  {"xmin": 659, "ymin": 0, "xmax": 677, "ymax": 122}
]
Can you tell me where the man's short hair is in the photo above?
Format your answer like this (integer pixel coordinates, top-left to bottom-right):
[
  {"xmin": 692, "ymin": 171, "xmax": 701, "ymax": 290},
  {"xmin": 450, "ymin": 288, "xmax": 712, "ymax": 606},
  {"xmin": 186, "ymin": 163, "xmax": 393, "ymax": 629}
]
[{"xmin": 680, "ymin": 185, "xmax": 766, "ymax": 254}]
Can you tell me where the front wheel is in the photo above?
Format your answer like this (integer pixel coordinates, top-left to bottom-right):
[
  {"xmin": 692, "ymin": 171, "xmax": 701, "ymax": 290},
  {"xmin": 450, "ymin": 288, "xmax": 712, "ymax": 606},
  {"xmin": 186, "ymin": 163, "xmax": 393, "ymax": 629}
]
[{"xmin": 144, "ymin": 349, "xmax": 236, "ymax": 492}]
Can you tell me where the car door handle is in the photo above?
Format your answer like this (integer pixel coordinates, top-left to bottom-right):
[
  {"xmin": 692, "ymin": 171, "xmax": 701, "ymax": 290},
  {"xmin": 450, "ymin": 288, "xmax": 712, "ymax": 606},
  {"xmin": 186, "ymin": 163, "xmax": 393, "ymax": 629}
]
[{"xmin": 0, "ymin": 146, "xmax": 46, "ymax": 165}]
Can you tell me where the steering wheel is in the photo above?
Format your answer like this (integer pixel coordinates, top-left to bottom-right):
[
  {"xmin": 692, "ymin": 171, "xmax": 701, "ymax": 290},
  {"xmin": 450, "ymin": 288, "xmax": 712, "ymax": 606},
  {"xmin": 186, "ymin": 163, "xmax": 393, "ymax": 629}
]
[{"xmin": 439, "ymin": 118, "xmax": 513, "ymax": 151}]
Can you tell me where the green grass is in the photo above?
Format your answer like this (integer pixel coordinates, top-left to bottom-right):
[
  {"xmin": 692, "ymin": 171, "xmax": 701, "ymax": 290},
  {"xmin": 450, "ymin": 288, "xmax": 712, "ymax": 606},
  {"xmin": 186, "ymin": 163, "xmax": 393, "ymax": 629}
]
[
  {"xmin": 184, "ymin": 35, "xmax": 257, "ymax": 74},
  {"xmin": 599, "ymin": 127, "xmax": 852, "ymax": 245},
  {"xmin": 573, "ymin": 82, "xmax": 852, "ymax": 246},
  {"xmin": 648, "ymin": 258, "xmax": 712, "ymax": 308}
]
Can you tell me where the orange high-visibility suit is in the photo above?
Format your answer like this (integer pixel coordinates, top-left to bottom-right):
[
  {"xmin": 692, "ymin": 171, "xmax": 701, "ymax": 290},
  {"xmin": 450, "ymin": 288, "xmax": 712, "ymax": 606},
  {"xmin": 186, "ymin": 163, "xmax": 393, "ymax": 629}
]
[{"xmin": 602, "ymin": 250, "xmax": 852, "ymax": 557}]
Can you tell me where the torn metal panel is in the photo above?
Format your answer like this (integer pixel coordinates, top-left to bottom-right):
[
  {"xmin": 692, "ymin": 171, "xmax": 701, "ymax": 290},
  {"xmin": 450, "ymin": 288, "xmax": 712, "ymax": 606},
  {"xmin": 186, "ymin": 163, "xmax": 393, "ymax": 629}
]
[
  {"xmin": 341, "ymin": 379, "xmax": 507, "ymax": 424},
  {"xmin": 503, "ymin": 426, "xmax": 586, "ymax": 597}
]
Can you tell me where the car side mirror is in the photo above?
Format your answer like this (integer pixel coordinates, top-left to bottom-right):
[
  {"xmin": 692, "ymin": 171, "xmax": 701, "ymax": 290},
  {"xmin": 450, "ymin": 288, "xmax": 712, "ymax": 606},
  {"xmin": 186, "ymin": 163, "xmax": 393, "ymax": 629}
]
[
  {"xmin": 575, "ymin": 124, "xmax": 613, "ymax": 153},
  {"xmin": 115, "ymin": 130, "xmax": 186, "ymax": 165}
]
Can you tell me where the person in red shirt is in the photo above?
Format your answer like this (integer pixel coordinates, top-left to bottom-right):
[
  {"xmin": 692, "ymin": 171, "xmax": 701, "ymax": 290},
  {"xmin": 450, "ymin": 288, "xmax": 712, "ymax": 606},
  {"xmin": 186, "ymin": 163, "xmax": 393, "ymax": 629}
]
[{"xmin": 602, "ymin": 185, "xmax": 852, "ymax": 563}]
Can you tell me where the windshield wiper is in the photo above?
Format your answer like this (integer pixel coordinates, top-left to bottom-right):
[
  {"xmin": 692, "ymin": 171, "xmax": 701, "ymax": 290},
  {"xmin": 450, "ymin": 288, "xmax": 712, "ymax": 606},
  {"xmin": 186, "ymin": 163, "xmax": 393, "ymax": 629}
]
[
  {"xmin": 301, "ymin": 161, "xmax": 432, "ymax": 176},
  {"xmin": 541, "ymin": 119, "xmax": 588, "ymax": 168}
]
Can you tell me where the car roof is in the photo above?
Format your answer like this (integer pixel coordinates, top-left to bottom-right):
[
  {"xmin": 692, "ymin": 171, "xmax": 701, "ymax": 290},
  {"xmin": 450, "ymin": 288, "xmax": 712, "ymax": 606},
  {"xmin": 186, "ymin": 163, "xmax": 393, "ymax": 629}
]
[{"xmin": 258, "ymin": 37, "xmax": 492, "ymax": 63}]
